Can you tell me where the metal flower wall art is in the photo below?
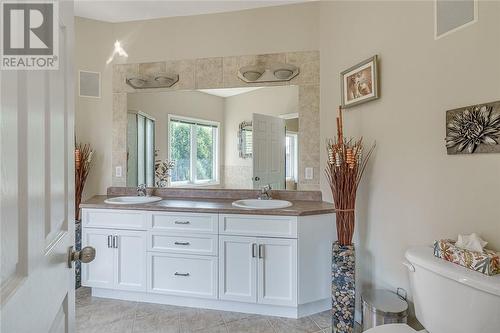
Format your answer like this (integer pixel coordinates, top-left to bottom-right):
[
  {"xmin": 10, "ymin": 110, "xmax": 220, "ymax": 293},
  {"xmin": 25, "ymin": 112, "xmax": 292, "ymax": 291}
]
[{"xmin": 445, "ymin": 101, "xmax": 500, "ymax": 155}]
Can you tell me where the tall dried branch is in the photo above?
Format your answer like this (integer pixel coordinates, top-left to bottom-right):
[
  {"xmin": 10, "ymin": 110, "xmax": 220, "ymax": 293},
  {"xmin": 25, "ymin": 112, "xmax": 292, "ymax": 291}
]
[
  {"xmin": 75, "ymin": 143, "xmax": 93, "ymax": 221},
  {"xmin": 325, "ymin": 106, "xmax": 375, "ymax": 245}
]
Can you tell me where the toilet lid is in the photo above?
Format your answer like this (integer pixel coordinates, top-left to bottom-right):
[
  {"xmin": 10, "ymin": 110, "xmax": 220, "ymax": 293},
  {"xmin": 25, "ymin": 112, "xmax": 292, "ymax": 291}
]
[{"xmin": 364, "ymin": 324, "xmax": 417, "ymax": 333}]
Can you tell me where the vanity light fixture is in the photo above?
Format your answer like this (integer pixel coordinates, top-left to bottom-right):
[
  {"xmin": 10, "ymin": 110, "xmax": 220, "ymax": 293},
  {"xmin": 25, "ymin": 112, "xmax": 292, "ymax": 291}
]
[
  {"xmin": 126, "ymin": 72, "xmax": 179, "ymax": 89},
  {"xmin": 238, "ymin": 63, "xmax": 299, "ymax": 83}
]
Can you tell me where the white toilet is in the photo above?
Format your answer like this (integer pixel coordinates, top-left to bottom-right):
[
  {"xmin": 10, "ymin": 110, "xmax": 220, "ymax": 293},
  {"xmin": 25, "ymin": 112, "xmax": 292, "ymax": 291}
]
[{"xmin": 365, "ymin": 246, "xmax": 500, "ymax": 333}]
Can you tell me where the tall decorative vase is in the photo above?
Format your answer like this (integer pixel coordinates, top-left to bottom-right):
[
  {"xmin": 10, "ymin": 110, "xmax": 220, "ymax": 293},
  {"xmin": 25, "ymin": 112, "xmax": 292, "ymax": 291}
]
[
  {"xmin": 332, "ymin": 241, "xmax": 355, "ymax": 333},
  {"xmin": 75, "ymin": 219, "xmax": 82, "ymax": 289}
]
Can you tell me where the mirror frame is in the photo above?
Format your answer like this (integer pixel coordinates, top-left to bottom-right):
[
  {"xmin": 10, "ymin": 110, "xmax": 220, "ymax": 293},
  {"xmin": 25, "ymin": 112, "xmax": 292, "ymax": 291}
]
[
  {"xmin": 112, "ymin": 51, "xmax": 320, "ymax": 190},
  {"xmin": 238, "ymin": 121, "xmax": 253, "ymax": 159}
]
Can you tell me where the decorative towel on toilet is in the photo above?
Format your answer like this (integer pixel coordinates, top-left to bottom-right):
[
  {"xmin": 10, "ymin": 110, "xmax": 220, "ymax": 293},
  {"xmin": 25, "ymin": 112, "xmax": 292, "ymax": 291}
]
[{"xmin": 434, "ymin": 240, "xmax": 500, "ymax": 276}]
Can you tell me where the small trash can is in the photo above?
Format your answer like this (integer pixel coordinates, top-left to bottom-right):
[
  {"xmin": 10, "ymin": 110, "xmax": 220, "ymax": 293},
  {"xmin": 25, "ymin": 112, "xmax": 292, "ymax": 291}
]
[{"xmin": 362, "ymin": 289, "xmax": 408, "ymax": 331}]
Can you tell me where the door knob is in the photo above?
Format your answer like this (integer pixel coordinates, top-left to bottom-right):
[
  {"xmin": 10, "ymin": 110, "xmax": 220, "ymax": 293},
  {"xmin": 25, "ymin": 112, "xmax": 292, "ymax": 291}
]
[
  {"xmin": 67, "ymin": 246, "xmax": 96, "ymax": 268},
  {"xmin": 253, "ymin": 176, "xmax": 260, "ymax": 181}
]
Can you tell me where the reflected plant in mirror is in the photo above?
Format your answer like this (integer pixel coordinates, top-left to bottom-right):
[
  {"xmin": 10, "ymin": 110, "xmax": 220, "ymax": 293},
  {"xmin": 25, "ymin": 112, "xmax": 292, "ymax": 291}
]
[{"xmin": 155, "ymin": 160, "xmax": 175, "ymax": 187}]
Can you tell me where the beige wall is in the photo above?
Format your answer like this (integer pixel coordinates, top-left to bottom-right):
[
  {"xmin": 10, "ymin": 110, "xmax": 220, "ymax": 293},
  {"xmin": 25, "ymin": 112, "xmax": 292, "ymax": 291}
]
[
  {"xmin": 112, "ymin": 3, "xmax": 319, "ymax": 63},
  {"xmin": 75, "ymin": 2, "xmax": 319, "ymax": 197},
  {"xmin": 223, "ymin": 86, "xmax": 299, "ymax": 188},
  {"xmin": 75, "ymin": 18, "xmax": 114, "ymax": 200},
  {"xmin": 320, "ymin": 0, "xmax": 500, "ymax": 320}
]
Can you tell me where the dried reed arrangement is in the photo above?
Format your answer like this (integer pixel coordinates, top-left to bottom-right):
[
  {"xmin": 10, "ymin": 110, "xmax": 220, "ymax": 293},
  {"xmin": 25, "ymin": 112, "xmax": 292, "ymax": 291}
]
[
  {"xmin": 325, "ymin": 106, "xmax": 375, "ymax": 246},
  {"xmin": 75, "ymin": 143, "xmax": 93, "ymax": 221}
]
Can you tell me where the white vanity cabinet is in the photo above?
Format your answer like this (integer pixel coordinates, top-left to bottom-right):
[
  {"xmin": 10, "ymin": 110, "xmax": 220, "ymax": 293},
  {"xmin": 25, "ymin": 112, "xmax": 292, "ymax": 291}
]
[
  {"xmin": 81, "ymin": 228, "xmax": 147, "ymax": 291},
  {"xmin": 219, "ymin": 214, "xmax": 298, "ymax": 306},
  {"xmin": 147, "ymin": 211, "xmax": 219, "ymax": 299},
  {"xmin": 81, "ymin": 209, "xmax": 147, "ymax": 292},
  {"xmin": 81, "ymin": 208, "xmax": 333, "ymax": 318},
  {"xmin": 219, "ymin": 236, "xmax": 297, "ymax": 306}
]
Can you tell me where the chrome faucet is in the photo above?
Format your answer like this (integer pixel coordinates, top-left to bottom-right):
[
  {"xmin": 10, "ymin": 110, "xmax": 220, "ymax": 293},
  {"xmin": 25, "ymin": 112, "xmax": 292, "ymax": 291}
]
[
  {"xmin": 258, "ymin": 184, "xmax": 272, "ymax": 200},
  {"xmin": 137, "ymin": 184, "xmax": 147, "ymax": 197}
]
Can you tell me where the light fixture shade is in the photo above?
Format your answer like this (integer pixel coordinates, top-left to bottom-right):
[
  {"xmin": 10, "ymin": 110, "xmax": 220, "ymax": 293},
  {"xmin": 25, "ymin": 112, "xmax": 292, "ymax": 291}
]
[
  {"xmin": 126, "ymin": 72, "xmax": 179, "ymax": 89},
  {"xmin": 274, "ymin": 69, "xmax": 294, "ymax": 80},
  {"xmin": 238, "ymin": 63, "xmax": 299, "ymax": 83},
  {"xmin": 242, "ymin": 70, "xmax": 263, "ymax": 81},
  {"xmin": 126, "ymin": 76, "xmax": 147, "ymax": 88}
]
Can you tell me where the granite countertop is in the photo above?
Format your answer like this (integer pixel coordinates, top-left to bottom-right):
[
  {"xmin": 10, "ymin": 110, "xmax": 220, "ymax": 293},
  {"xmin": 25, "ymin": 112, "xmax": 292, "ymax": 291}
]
[{"xmin": 80, "ymin": 195, "xmax": 335, "ymax": 216}]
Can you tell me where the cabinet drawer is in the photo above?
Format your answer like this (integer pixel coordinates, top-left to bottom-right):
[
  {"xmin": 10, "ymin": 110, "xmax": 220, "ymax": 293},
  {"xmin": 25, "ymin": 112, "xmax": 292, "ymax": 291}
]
[
  {"xmin": 148, "ymin": 232, "xmax": 217, "ymax": 256},
  {"xmin": 219, "ymin": 214, "xmax": 297, "ymax": 238},
  {"xmin": 149, "ymin": 212, "xmax": 218, "ymax": 234},
  {"xmin": 148, "ymin": 253, "xmax": 217, "ymax": 299},
  {"xmin": 82, "ymin": 209, "xmax": 147, "ymax": 230}
]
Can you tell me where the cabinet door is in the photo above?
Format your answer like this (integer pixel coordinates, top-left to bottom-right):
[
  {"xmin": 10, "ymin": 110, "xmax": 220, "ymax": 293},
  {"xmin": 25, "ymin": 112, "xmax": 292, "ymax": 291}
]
[
  {"xmin": 82, "ymin": 228, "xmax": 114, "ymax": 289},
  {"xmin": 257, "ymin": 238, "xmax": 297, "ymax": 306},
  {"xmin": 114, "ymin": 230, "xmax": 147, "ymax": 291},
  {"xmin": 219, "ymin": 236, "xmax": 257, "ymax": 303}
]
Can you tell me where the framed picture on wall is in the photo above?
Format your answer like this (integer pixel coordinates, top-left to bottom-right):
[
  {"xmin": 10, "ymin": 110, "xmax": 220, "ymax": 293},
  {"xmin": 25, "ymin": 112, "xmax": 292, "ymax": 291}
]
[{"xmin": 341, "ymin": 55, "xmax": 379, "ymax": 108}]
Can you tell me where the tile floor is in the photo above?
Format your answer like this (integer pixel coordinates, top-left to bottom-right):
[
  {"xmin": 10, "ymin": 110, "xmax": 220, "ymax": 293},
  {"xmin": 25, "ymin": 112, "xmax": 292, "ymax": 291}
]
[{"xmin": 76, "ymin": 287, "xmax": 361, "ymax": 333}]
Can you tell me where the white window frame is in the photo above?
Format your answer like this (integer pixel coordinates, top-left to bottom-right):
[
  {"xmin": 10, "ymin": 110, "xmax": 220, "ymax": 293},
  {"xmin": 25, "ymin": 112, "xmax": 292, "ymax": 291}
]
[
  {"xmin": 168, "ymin": 114, "xmax": 220, "ymax": 187},
  {"xmin": 285, "ymin": 131, "xmax": 298, "ymax": 182}
]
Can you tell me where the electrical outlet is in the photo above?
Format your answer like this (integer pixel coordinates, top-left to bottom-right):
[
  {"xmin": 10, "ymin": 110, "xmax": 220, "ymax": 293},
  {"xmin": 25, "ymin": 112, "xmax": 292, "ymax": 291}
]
[
  {"xmin": 305, "ymin": 167, "xmax": 313, "ymax": 180},
  {"xmin": 115, "ymin": 166, "xmax": 122, "ymax": 177}
]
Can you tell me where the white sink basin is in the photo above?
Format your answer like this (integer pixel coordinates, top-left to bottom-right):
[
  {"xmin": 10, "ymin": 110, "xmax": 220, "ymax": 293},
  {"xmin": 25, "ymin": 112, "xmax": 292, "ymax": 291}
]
[
  {"xmin": 232, "ymin": 199, "xmax": 292, "ymax": 209},
  {"xmin": 104, "ymin": 196, "xmax": 162, "ymax": 205}
]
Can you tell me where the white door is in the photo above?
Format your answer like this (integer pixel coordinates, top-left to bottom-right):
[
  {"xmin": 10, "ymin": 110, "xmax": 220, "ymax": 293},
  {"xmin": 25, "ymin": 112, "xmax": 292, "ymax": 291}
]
[
  {"xmin": 114, "ymin": 230, "xmax": 147, "ymax": 291},
  {"xmin": 219, "ymin": 236, "xmax": 257, "ymax": 303},
  {"xmin": 0, "ymin": 2, "xmax": 76, "ymax": 332},
  {"xmin": 252, "ymin": 113, "xmax": 286, "ymax": 189},
  {"xmin": 82, "ymin": 229, "xmax": 115, "ymax": 289},
  {"xmin": 257, "ymin": 238, "xmax": 297, "ymax": 306}
]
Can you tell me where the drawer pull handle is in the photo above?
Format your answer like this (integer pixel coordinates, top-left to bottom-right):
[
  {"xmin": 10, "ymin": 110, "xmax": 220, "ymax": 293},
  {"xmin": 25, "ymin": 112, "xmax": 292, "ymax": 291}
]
[
  {"xmin": 174, "ymin": 221, "xmax": 190, "ymax": 225},
  {"xmin": 174, "ymin": 272, "xmax": 190, "ymax": 277},
  {"xmin": 258, "ymin": 244, "xmax": 264, "ymax": 259},
  {"xmin": 107, "ymin": 235, "xmax": 112, "ymax": 248},
  {"xmin": 174, "ymin": 241, "xmax": 190, "ymax": 246},
  {"xmin": 252, "ymin": 243, "xmax": 257, "ymax": 258}
]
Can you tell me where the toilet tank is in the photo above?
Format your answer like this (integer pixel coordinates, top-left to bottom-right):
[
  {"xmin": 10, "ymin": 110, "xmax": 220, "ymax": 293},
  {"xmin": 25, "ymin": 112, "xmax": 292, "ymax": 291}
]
[{"xmin": 405, "ymin": 247, "xmax": 500, "ymax": 333}]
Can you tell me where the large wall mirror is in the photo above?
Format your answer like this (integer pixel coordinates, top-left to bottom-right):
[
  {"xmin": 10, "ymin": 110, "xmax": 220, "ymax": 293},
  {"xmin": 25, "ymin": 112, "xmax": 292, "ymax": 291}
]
[
  {"xmin": 112, "ymin": 51, "xmax": 320, "ymax": 191},
  {"xmin": 126, "ymin": 86, "xmax": 300, "ymax": 190}
]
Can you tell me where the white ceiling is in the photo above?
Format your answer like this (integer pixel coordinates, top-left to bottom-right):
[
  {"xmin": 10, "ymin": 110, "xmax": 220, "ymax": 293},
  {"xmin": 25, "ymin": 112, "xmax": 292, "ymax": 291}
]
[
  {"xmin": 198, "ymin": 87, "xmax": 263, "ymax": 98},
  {"xmin": 74, "ymin": 0, "xmax": 311, "ymax": 23}
]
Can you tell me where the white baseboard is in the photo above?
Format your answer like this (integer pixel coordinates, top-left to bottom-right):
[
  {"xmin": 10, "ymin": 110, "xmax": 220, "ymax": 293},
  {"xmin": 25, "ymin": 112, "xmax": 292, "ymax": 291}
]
[{"xmin": 91, "ymin": 288, "xmax": 330, "ymax": 319}]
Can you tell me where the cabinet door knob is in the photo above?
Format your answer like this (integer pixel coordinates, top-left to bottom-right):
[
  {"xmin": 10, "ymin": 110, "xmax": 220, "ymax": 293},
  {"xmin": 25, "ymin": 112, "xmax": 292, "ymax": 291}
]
[
  {"xmin": 258, "ymin": 244, "xmax": 264, "ymax": 259},
  {"xmin": 174, "ymin": 272, "xmax": 190, "ymax": 277},
  {"xmin": 174, "ymin": 241, "xmax": 190, "ymax": 246}
]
